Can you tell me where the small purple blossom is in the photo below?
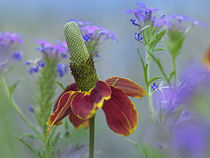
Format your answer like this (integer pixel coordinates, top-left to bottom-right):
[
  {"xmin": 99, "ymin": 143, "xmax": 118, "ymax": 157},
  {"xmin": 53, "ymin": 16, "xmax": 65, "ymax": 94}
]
[
  {"xmin": 29, "ymin": 66, "xmax": 39, "ymax": 74},
  {"xmin": 152, "ymin": 83, "xmax": 158, "ymax": 91},
  {"xmin": 136, "ymin": 2, "xmax": 159, "ymax": 13},
  {"xmin": 134, "ymin": 32, "xmax": 143, "ymax": 41},
  {"xmin": 82, "ymin": 34, "xmax": 91, "ymax": 42},
  {"xmin": 0, "ymin": 32, "xmax": 23, "ymax": 73},
  {"xmin": 25, "ymin": 59, "xmax": 45, "ymax": 75},
  {"xmin": 13, "ymin": 51, "xmax": 23, "ymax": 61},
  {"xmin": 71, "ymin": 20, "xmax": 115, "ymax": 58},
  {"xmin": 28, "ymin": 104, "xmax": 34, "ymax": 112},
  {"xmin": 56, "ymin": 64, "xmax": 68, "ymax": 77},
  {"xmin": 36, "ymin": 40, "xmax": 68, "ymax": 59}
]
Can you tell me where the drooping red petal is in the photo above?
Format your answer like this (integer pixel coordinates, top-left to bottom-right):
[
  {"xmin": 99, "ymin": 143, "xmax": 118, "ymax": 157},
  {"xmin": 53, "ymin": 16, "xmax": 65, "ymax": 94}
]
[
  {"xmin": 53, "ymin": 82, "xmax": 79, "ymax": 111},
  {"xmin": 106, "ymin": 76, "xmax": 146, "ymax": 99},
  {"xmin": 46, "ymin": 83, "xmax": 79, "ymax": 136},
  {"xmin": 71, "ymin": 80, "xmax": 111, "ymax": 120},
  {"xmin": 47, "ymin": 91, "xmax": 76, "ymax": 135},
  {"xmin": 69, "ymin": 108, "xmax": 89, "ymax": 129},
  {"xmin": 102, "ymin": 86, "xmax": 138, "ymax": 136}
]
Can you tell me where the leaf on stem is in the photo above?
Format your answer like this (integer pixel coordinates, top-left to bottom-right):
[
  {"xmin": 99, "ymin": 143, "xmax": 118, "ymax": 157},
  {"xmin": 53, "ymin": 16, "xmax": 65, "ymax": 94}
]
[
  {"xmin": 16, "ymin": 137, "xmax": 38, "ymax": 155},
  {"xmin": 9, "ymin": 80, "xmax": 20, "ymax": 96},
  {"xmin": 56, "ymin": 81, "xmax": 66, "ymax": 91},
  {"xmin": 169, "ymin": 71, "xmax": 175, "ymax": 82},
  {"xmin": 148, "ymin": 76, "xmax": 163, "ymax": 86}
]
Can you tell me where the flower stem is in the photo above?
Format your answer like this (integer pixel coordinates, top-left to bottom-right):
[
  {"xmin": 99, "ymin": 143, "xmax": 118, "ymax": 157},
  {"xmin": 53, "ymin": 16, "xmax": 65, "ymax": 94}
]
[
  {"xmin": 89, "ymin": 116, "xmax": 95, "ymax": 158},
  {"xmin": 0, "ymin": 75, "xmax": 42, "ymax": 139},
  {"xmin": 145, "ymin": 50, "xmax": 155, "ymax": 121},
  {"xmin": 172, "ymin": 57, "xmax": 177, "ymax": 82}
]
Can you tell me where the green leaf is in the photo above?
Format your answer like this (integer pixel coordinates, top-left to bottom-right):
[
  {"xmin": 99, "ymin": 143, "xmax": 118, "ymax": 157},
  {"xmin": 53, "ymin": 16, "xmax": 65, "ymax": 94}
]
[
  {"xmin": 157, "ymin": 30, "xmax": 166, "ymax": 41},
  {"xmin": 148, "ymin": 76, "xmax": 163, "ymax": 86},
  {"xmin": 141, "ymin": 25, "xmax": 150, "ymax": 32},
  {"xmin": 56, "ymin": 81, "xmax": 65, "ymax": 90},
  {"xmin": 22, "ymin": 133, "xmax": 37, "ymax": 139},
  {"xmin": 169, "ymin": 71, "xmax": 175, "ymax": 82},
  {"xmin": 137, "ymin": 48, "xmax": 145, "ymax": 68},
  {"xmin": 16, "ymin": 137, "xmax": 38, "ymax": 155},
  {"xmin": 152, "ymin": 47, "xmax": 165, "ymax": 52},
  {"xmin": 149, "ymin": 30, "xmax": 166, "ymax": 50},
  {"xmin": 127, "ymin": 139, "xmax": 151, "ymax": 158},
  {"xmin": 148, "ymin": 52, "xmax": 170, "ymax": 84},
  {"xmin": 9, "ymin": 80, "xmax": 20, "ymax": 95}
]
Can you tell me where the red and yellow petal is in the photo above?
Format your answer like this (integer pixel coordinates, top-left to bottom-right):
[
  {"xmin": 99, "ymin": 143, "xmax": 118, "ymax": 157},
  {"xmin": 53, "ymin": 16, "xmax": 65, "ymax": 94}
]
[
  {"xmin": 46, "ymin": 91, "xmax": 76, "ymax": 135},
  {"xmin": 69, "ymin": 108, "xmax": 89, "ymax": 129},
  {"xmin": 53, "ymin": 82, "xmax": 79, "ymax": 112},
  {"xmin": 106, "ymin": 76, "xmax": 146, "ymax": 99},
  {"xmin": 71, "ymin": 80, "xmax": 111, "ymax": 120},
  {"xmin": 102, "ymin": 86, "xmax": 138, "ymax": 136}
]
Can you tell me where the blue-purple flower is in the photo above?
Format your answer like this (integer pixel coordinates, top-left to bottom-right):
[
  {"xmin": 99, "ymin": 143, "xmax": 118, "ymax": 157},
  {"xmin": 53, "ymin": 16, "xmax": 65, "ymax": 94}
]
[
  {"xmin": 170, "ymin": 121, "xmax": 207, "ymax": 158},
  {"xmin": 25, "ymin": 40, "xmax": 69, "ymax": 77},
  {"xmin": 0, "ymin": 32, "xmax": 23, "ymax": 73},
  {"xmin": 126, "ymin": 3, "xmax": 161, "ymax": 41},
  {"xmin": 69, "ymin": 19, "xmax": 116, "ymax": 57}
]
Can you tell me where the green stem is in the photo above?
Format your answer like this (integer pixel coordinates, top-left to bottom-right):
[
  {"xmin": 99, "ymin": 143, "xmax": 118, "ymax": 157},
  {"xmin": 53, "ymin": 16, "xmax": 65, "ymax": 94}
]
[
  {"xmin": 89, "ymin": 116, "xmax": 95, "ymax": 158},
  {"xmin": 0, "ymin": 75, "xmax": 42, "ymax": 139},
  {"xmin": 145, "ymin": 51, "xmax": 155, "ymax": 121},
  {"xmin": 172, "ymin": 57, "xmax": 177, "ymax": 82}
]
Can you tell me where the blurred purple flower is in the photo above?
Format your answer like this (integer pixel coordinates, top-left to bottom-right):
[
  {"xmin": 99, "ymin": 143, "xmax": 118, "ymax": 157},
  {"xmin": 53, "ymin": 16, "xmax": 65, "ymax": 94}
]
[
  {"xmin": 35, "ymin": 40, "xmax": 68, "ymax": 59},
  {"xmin": 56, "ymin": 64, "xmax": 68, "ymax": 78},
  {"xmin": 179, "ymin": 63, "xmax": 210, "ymax": 91},
  {"xmin": 13, "ymin": 51, "xmax": 23, "ymax": 61},
  {"xmin": 24, "ymin": 59, "xmax": 45, "ymax": 74},
  {"xmin": 160, "ymin": 14, "xmax": 207, "ymax": 33},
  {"xmin": 153, "ymin": 63, "xmax": 210, "ymax": 116},
  {"xmin": 0, "ymin": 32, "xmax": 23, "ymax": 73},
  {"xmin": 136, "ymin": 2, "xmax": 159, "ymax": 13},
  {"xmin": 171, "ymin": 123, "xmax": 207, "ymax": 158},
  {"xmin": 68, "ymin": 19, "xmax": 91, "ymax": 27},
  {"xmin": 28, "ymin": 104, "xmax": 34, "ymax": 112},
  {"xmin": 126, "ymin": 3, "xmax": 162, "ymax": 41},
  {"xmin": 72, "ymin": 20, "xmax": 116, "ymax": 58}
]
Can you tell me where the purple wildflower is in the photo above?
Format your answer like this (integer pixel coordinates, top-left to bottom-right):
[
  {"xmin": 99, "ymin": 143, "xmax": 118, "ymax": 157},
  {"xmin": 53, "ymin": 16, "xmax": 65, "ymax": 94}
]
[
  {"xmin": 136, "ymin": 2, "xmax": 159, "ymax": 13},
  {"xmin": 0, "ymin": 32, "xmax": 23, "ymax": 73},
  {"xmin": 13, "ymin": 51, "xmax": 23, "ymax": 61},
  {"xmin": 82, "ymin": 34, "xmax": 91, "ymax": 42},
  {"xmin": 70, "ymin": 20, "xmax": 116, "ymax": 58},
  {"xmin": 29, "ymin": 66, "xmax": 39, "ymax": 74},
  {"xmin": 24, "ymin": 59, "xmax": 45, "ymax": 74},
  {"xmin": 126, "ymin": 3, "xmax": 163, "ymax": 41},
  {"xmin": 171, "ymin": 123, "xmax": 207, "ymax": 158},
  {"xmin": 28, "ymin": 104, "xmax": 34, "ymax": 112},
  {"xmin": 68, "ymin": 19, "xmax": 91, "ymax": 27},
  {"xmin": 35, "ymin": 40, "xmax": 68, "ymax": 59},
  {"xmin": 151, "ymin": 83, "xmax": 158, "ymax": 91},
  {"xmin": 134, "ymin": 32, "xmax": 143, "ymax": 41},
  {"xmin": 56, "ymin": 64, "xmax": 68, "ymax": 77}
]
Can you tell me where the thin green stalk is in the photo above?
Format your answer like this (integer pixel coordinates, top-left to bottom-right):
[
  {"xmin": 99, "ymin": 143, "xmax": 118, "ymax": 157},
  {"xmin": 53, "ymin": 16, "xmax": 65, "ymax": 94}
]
[
  {"xmin": 0, "ymin": 75, "xmax": 42, "ymax": 140},
  {"xmin": 145, "ymin": 51, "xmax": 155, "ymax": 121},
  {"xmin": 89, "ymin": 116, "xmax": 95, "ymax": 158},
  {"xmin": 172, "ymin": 57, "xmax": 177, "ymax": 82}
]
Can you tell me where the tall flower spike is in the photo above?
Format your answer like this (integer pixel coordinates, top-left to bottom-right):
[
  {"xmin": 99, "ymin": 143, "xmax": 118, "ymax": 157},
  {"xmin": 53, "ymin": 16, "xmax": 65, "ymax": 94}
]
[{"xmin": 64, "ymin": 22, "xmax": 98, "ymax": 91}]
